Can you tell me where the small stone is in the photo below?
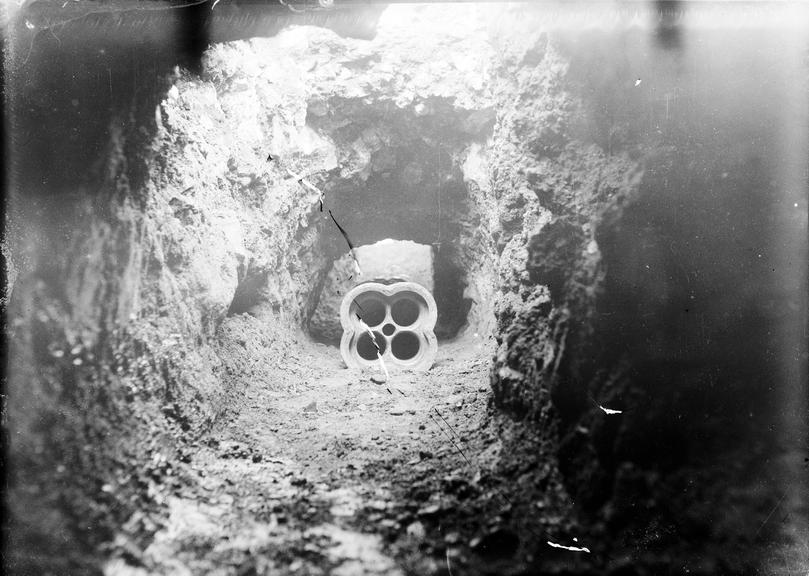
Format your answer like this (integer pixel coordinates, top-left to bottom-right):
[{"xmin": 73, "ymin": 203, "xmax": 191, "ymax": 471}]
[
  {"xmin": 417, "ymin": 503, "xmax": 441, "ymax": 517},
  {"xmin": 380, "ymin": 519, "xmax": 399, "ymax": 530},
  {"xmin": 406, "ymin": 521, "xmax": 426, "ymax": 541},
  {"xmin": 252, "ymin": 454, "xmax": 263, "ymax": 463},
  {"xmin": 389, "ymin": 408, "xmax": 404, "ymax": 416}
]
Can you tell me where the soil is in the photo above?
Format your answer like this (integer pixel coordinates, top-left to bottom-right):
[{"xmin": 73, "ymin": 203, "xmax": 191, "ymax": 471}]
[{"xmin": 102, "ymin": 334, "xmax": 587, "ymax": 576}]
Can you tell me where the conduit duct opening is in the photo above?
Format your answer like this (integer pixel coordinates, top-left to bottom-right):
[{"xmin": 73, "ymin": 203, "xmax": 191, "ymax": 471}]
[{"xmin": 340, "ymin": 281, "xmax": 438, "ymax": 371}]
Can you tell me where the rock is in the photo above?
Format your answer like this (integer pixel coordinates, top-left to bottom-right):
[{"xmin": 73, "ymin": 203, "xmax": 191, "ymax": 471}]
[
  {"xmin": 303, "ymin": 401, "xmax": 318, "ymax": 413},
  {"xmin": 379, "ymin": 519, "xmax": 399, "ymax": 530},
  {"xmin": 417, "ymin": 503, "xmax": 442, "ymax": 517},
  {"xmin": 389, "ymin": 408, "xmax": 405, "ymax": 416},
  {"xmin": 406, "ymin": 521, "xmax": 426, "ymax": 541},
  {"xmin": 252, "ymin": 454, "xmax": 263, "ymax": 463}
]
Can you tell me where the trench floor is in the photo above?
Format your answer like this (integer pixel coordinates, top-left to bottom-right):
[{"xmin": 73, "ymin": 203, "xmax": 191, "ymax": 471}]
[{"xmin": 103, "ymin": 336, "xmax": 579, "ymax": 576}]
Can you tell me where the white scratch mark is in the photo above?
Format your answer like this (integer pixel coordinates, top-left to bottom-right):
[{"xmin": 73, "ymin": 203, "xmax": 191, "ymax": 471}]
[
  {"xmin": 446, "ymin": 549, "xmax": 454, "ymax": 576},
  {"xmin": 547, "ymin": 541, "xmax": 591, "ymax": 553},
  {"xmin": 286, "ymin": 167, "xmax": 328, "ymax": 211},
  {"xmin": 634, "ymin": 78, "xmax": 642, "ymax": 86},
  {"xmin": 211, "ymin": 0, "xmax": 220, "ymax": 9},
  {"xmin": 599, "ymin": 405, "xmax": 623, "ymax": 415},
  {"xmin": 753, "ymin": 493, "xmax": 787, "ymax": 539},
  {"xmin": 352, "ymin": 258, "xmax": 363, "ymax": 277},
  {"xmin": 358, "ymin": 317, "xmax": 389, "ymax": 382}
]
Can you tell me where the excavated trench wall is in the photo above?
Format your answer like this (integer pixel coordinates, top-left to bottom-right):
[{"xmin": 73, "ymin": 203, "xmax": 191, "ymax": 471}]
[
  {"xmin": 5, "ymin": 3, "xmax": 806, "ymax": 573},
  {"xmin": 4, "ymin": 6, "xmax": 499, "ymax": 571},
  {"xmin": 486, "ymin": 17, "xmax": 808, "ymax": 567}
]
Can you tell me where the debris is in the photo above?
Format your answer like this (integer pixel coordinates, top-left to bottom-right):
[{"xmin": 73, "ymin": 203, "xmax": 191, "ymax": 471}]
[{"xmin": 635, "ymin": 78, "xmax": 642, "ymax": 86}]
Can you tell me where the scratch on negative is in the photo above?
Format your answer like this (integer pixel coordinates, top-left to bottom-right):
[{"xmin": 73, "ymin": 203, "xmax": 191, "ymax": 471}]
[
  {"xmin": 446, "ymin": 549, "xmax": 454, "ymax": 576},
  {"xmin": 357, "ymin": 315, "xmax": 389, "ymax": 382},
  {"xmin": 599, "ymin": 405, "xmax": 623, "ymax": 415},
  {"xmin": 429, "ymin": 413, "xmax": 471, "ymax": 467},
  {"xmin": 329, "ymin": 210, "xmax": 362, "ymax": 276},
  {"xmin": 547, "ymin": 541, "xmax": 591, "ymax": 553},
  {"xmin": 753, "ymin": 493, "xmax": 787, "ymax": 539}
]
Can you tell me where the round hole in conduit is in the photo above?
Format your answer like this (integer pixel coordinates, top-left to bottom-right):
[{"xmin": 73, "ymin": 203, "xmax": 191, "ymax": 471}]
[
  {"xmin": 391, "ymin": 331, "xmax": 420, "ymax": 361},
  {"xmin": 357, "ymin": 331, "xmax": 387, "ymax": 361},
  {"xmin": 355, "ymin": 297, "xmax": 386, "ymax": 327},
  {"xmin": 382, "ymin": 323, "xmax": 396, "ymax": 336},
  {"xmin": 391, "ymin": 298, "xmax": 420, "ymax": 327}
]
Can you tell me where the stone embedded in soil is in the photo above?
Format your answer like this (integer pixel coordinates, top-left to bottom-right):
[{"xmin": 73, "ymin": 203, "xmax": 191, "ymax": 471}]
[
  {"xmin": 406, "ymin": 521, "xmax": 426, "ymax": 541},
  {"xmin": 417, "ymin": 503, "xmax": 442, "ymax": 517}
]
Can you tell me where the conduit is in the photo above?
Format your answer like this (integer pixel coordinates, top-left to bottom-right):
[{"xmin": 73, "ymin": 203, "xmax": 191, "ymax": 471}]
[{"xmin": 340, "ymin": 281, "xmax": 438, "ymax": 371}]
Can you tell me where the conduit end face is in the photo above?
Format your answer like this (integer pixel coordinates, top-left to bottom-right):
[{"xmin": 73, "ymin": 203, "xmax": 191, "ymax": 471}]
[{"xmin": 339, "ymin": 281, "xmax": 438, "ymax": 372}]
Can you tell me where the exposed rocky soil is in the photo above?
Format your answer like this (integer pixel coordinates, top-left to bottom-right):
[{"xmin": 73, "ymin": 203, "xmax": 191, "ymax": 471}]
[{"xmin": 100, "ymin": 334, "xmax": 583, "ymax": 576}]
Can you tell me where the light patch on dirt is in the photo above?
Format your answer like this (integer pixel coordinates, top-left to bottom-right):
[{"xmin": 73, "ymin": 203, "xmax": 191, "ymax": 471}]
[{"xmin": 103, "ymin": 336, "xmax": 511, "ymax": 575}]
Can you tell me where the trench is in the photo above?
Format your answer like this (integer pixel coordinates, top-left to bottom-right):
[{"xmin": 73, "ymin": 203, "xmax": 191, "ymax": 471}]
[{"xmin": 5, "ymin": 3, "xmax": 808, "ymax": 576}]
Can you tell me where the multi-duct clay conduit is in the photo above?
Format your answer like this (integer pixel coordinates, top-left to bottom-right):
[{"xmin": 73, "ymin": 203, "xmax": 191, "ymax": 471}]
[{"xmin": 340, "ymin": 281, "xmax": 438, "ymax": 371}]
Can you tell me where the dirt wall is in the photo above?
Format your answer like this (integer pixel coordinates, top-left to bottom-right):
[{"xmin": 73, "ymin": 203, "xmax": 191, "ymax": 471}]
[
  {"xmin": 3, "ymin": 14, "xmax": 364, "ymax": 575},
  {"xmin": 487, "ymin": 16, "xmax": 808, "ymax": 571}
]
